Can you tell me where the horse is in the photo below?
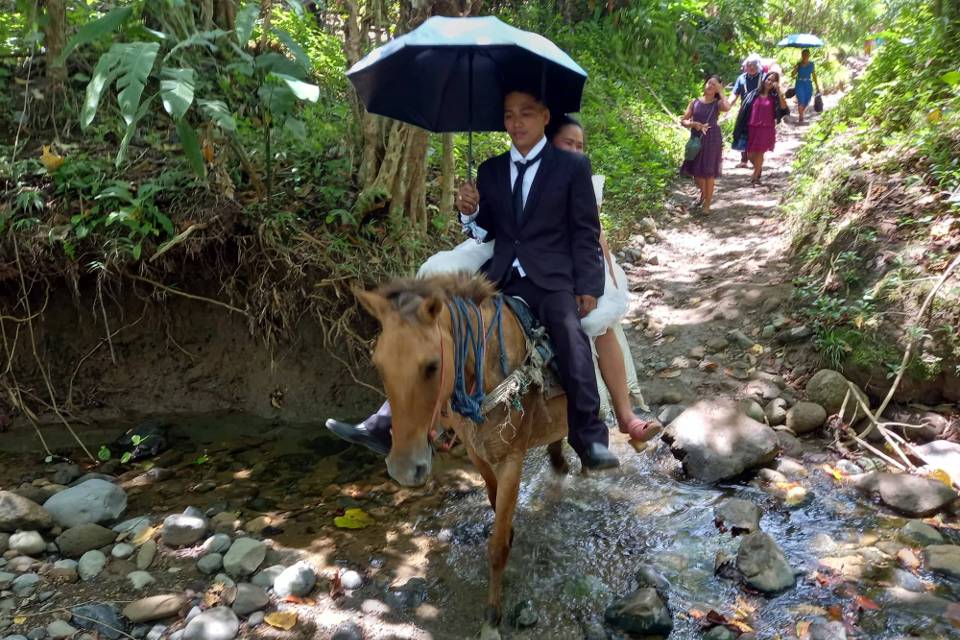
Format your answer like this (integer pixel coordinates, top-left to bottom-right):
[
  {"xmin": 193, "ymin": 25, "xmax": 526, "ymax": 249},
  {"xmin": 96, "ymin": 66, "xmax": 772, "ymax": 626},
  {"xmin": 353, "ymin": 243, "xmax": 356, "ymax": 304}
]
[{"xmin": 354, "ymin": 273, "xmax": 570, "ymax": 638}]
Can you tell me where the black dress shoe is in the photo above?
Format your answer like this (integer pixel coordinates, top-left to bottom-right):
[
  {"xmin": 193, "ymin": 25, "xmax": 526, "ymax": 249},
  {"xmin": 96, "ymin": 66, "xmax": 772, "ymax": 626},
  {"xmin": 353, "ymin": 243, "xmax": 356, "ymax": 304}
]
[
  {"xmin": 580, "ymin": 443, "xmax": 620, "ymax": 470},
  {"xmin": 325, "ymin": 418, "xmax": 391, "ymax": 456}
]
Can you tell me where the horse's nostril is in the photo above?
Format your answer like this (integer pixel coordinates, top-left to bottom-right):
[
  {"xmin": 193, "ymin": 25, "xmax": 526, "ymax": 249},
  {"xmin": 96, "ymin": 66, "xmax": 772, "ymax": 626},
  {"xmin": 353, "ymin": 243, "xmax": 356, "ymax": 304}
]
[{"xmin": 414, "ymin": 463, "xmax": 429, "ymax": 482}]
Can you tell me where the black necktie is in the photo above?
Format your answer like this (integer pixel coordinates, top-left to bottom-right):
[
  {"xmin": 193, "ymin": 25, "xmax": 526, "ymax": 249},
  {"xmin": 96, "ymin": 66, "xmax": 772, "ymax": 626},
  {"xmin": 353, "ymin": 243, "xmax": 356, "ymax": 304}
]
[{"xmin": 513, "ymin": 147, "xmax": 545, "ymax": 225}]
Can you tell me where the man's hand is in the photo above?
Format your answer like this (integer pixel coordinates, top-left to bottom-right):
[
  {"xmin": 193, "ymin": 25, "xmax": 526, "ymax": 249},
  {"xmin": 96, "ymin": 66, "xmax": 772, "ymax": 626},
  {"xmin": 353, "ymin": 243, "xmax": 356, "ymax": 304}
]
[
  {"xmin": 576, "ymin": 294, "xmax": 597, "ymax": 318},
  {"xmin": 457, "ymin": 182, "xmax": 479, "ymax": 215}
]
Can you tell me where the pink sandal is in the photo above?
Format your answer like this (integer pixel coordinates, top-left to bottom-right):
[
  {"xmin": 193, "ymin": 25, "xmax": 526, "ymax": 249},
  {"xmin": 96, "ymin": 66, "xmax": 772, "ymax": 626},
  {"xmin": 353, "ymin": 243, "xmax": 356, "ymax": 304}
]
[{"xmin": 619, "ymin": 418, "xmax": 663, "ymax": 442}]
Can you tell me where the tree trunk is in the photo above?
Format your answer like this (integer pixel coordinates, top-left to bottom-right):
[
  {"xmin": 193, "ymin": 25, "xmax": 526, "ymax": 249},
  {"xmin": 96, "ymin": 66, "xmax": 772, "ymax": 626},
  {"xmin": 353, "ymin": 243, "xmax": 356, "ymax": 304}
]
[
  {"xmin": 440, "ymin": 132, "xmax": 456, "ymax": 216},
  {"xmin": 260, "ymin": 0, "xmax": 274, "ymax": 50},
  {"xmin": 213, "ymin": 0, "xmax": 237, "ymax": 30},
  {"xmin": 43, "ymin": 0, "xmax": 67, "ymax": 85}
]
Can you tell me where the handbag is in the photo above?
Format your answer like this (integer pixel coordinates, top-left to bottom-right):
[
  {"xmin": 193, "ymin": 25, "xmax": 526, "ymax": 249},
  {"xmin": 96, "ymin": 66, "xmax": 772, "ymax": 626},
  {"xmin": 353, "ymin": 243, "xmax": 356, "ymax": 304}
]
[
  {"xmin": 814, "ymin": 93, "xmax": 824, "ymax": 112},
  {"xmin": 785, "ymin": 87, "xmax": 796, "ymax": 99},
  {"xmin": 683, "ymin": 99, "xmax": 718, "ymax": 162}
]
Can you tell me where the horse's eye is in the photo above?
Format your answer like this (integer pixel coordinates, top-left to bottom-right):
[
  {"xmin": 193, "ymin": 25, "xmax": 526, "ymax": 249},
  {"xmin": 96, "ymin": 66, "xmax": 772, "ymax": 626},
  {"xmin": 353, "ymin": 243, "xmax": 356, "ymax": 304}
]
[{"xmin": 424, "ymin": 360, "xmax": 439, "ymax": 379}]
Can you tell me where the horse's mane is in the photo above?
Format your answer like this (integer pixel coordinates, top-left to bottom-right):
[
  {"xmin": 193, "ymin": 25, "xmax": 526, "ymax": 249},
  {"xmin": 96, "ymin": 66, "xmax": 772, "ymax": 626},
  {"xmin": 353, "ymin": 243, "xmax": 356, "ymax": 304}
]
[{"xmin": 377, "ymin": 272, "xmax": 497, "ymax": 321}]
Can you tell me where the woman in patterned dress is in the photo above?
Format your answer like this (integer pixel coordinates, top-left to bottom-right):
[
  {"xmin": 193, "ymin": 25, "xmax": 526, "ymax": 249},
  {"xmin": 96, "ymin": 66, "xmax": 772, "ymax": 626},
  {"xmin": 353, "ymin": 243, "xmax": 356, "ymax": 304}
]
[{"xmin": 680, "ymin": 76, "xmax": 731, "ymax": 213}]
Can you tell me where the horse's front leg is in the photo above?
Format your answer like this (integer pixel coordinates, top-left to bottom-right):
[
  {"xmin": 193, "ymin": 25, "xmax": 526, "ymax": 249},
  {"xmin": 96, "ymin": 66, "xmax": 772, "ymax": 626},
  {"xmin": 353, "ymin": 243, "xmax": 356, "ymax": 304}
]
[{"xmin": 481, "ymin": 454, "xmax": 523, "ymax": 638}]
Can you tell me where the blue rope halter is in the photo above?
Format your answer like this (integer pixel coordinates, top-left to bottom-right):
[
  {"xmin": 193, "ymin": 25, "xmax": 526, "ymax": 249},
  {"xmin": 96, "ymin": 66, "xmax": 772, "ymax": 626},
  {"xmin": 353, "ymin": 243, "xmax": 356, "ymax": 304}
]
[{"xmin": 445, "ymin": 295, "xmax": 509, "ymax": 423}]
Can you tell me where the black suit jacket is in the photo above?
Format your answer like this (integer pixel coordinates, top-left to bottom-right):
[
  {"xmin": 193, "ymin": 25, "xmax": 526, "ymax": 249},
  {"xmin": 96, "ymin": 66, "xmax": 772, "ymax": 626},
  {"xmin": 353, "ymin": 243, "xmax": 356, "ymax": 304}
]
[{"xmin": 472, "ymin": 144, "xmax": 605, "ymax": 298}]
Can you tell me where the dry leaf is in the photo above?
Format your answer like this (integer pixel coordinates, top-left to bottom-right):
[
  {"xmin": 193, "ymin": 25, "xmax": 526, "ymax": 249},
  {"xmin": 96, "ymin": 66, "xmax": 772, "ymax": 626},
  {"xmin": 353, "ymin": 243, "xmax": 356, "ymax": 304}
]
[
  {"xmin": 40, "ymin": 144, "xmax": 64, "ymax": 171},
  {"xmin": 658, "ymin": 369, "xmax": 682, "ymax": 378},
  {"xmin": 13, "ymin": 616, "xmax": 26, "ymax": 625},
  {"xmin": 131, "ymin": 525, "xmax": 157, "ymax": 546},
  {"xmin": 827, "ymin": 604, "xmax": 844, "ymax": 621},
  {"xmin": 796, "ymin": 620, "xmax": 812, "ymax": 637},
  {"xmin": 928, "ymin": 468, "xmax": 954, "ymax": 488},
  {"xmin": 854, "ymin": 595, "xmax": 880, "ymax": 610},
  {"xmin": 749, "ymin": 344, "xmax": 764, "ymax": 355},
  {"xmin": 334, "ymin": 507, "xmax": 375, "ymax": 529},
  {"xmin": 265, "ymin": 611, "xmax": 298, "ymax": 630},
  {"xmin": 202, "ymin": 139, "xmax": 215, "ymax": 163},
  {"xmin": 822, "ymin": 464, "xmax": 845, "ymax": 481}
]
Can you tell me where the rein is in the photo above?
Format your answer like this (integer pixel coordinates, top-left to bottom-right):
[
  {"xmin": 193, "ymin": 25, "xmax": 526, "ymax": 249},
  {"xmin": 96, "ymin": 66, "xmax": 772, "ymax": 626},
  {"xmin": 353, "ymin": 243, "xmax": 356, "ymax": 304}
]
[{"xmin": 444, "ymin": 295, "xmax": 509, "ymax": 424}]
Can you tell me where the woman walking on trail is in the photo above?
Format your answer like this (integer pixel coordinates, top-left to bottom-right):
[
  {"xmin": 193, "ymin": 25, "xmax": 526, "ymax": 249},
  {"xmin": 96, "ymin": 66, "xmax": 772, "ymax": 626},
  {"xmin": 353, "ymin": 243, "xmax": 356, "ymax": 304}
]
[
  {"xmin": 680, "ymin": 76, "xmax": 730, "ymax": 213},
  {"xmin": 732, "ymin": 71, "xmax": 789, "ymax": 186},
  {"xmin": 793, "ymin": 48, "xmax": 820, "ymax": 124}
]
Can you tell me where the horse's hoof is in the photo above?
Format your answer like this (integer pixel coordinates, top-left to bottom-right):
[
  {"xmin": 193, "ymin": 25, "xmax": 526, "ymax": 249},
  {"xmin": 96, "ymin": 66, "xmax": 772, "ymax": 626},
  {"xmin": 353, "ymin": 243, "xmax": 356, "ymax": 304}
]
[{"xmin": 479, "ymin": 623, "xmax": 502, "ymax": 640}]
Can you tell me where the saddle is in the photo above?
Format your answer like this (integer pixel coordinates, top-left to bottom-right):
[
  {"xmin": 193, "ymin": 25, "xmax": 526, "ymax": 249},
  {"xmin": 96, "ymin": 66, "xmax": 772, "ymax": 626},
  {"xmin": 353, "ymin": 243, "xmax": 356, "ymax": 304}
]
[{"xmin": 496, "ymin": 295, "xmax": 564, "ymax": 402}]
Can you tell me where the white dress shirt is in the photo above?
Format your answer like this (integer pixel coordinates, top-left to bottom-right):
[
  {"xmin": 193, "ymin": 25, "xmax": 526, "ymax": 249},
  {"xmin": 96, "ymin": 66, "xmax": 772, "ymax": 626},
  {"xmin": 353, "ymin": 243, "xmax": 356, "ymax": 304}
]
[{"xmin": 460, "ymin": 135, "xmax": 548, "ymax": 276}]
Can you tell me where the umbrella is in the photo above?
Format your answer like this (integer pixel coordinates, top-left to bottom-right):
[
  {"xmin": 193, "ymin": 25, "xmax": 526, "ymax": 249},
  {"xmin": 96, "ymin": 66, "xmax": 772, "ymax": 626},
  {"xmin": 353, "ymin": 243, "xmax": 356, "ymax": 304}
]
[
  {"xmin": 346, "ymin": 15, "xmax": 588, "ymax": 178},
  {"xmin": 777, "ymin": 33, "xmax": 825, "ymax": 48}
]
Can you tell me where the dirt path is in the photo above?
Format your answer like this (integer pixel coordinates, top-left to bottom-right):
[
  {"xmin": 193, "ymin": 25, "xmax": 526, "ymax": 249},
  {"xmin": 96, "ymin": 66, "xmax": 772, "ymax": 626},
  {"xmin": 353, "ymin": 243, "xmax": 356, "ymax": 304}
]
[{"xmin": 622, "ymin": 96, "xmax": 840, "ymax": 411}]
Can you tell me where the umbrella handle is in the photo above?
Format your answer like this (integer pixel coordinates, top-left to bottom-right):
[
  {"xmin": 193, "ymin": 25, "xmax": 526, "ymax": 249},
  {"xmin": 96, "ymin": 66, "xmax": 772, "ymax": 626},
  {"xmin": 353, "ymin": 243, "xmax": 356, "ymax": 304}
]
[{"xmin": 467, "ymin": 51, "xmax": 474, "ymax": 182}]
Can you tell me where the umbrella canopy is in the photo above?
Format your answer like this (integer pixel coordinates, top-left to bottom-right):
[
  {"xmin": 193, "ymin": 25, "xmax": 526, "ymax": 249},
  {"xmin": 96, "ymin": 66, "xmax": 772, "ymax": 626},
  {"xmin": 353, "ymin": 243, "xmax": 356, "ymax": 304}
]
[
  {"xmin": 346, "ymin": 15, "xmax": 588, "ymax": 133},
  {"xmin": 777, "ymin": 33, "xmax": 825, "ymax": 48}
]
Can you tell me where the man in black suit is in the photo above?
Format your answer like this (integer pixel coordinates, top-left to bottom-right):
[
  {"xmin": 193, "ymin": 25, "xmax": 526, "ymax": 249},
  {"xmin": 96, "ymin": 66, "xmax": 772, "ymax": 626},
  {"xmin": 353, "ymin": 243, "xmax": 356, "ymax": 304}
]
[{"xmin": 456, "ymin": 88, "xmax": 618, "ymax": 470}]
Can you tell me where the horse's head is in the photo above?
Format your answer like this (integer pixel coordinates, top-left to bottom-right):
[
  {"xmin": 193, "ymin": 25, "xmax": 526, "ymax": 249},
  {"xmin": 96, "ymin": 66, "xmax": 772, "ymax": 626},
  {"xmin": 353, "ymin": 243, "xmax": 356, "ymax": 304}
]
[{"xmin": 354, "ymin": 282, "xmax": 454, "ymax": 487}]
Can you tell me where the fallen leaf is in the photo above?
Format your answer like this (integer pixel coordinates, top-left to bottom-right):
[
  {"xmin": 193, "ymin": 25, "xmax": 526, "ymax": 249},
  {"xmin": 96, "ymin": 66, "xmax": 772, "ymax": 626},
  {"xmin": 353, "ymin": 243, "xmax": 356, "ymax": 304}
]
[
  {"xmin": 897, "ymin": 547, "xmax": 921, "ymax": 570},
  {"xmin": 131, "ymin": 525, "xmax": 157, "ymax": 546},
  {"xmin": 749, "ymin": 344, "xmax": 764, "ymax": 355},
  {"xmin": 334, "ymin": 507, "xmax": 375, "ymax": 529},
  {"xmin": 202, "ymin": 139, "xmax": 215, "ymax": 163},
  {"xmin": 40, "ymin": 144, "xmax": 65, "ymax": 171},
  {"xmin": 928, "ymin": 468, "xmax": 954, "ymax": 488},
  {"xmin": 688, "ymin": 607, "xmax": 707, "ymax": 620},
  {"xmin": 265, "ymin": 611, "xmax": 298, "ymax": 630},
  {"xmin": 822, "ymin": 464, "xmax": 845, "ymax": 481},
  {"xmin": 827, "ymin": 604, "xmax": 844, "ymax": 621},
  {"xmin": 796, "ymin": 620, "xmax": 812, "ymax": 637},
  {"xmin": 330, "ymin": 568, "xmax": 344, "ymax": 599},
  {"xmin": 854, "ymin": 595, "xmax": 880, "ymax": 610},
  {"xmin": 13, "ymin": 616, "xmax": 26, "ymax": 625},
  {"xmin": 657, "ymin": 369, "xmax": 682, "ymax": 378},
  {"xmin": 283, "ymin": 595, "xmax": 316, "ymax": 605}
]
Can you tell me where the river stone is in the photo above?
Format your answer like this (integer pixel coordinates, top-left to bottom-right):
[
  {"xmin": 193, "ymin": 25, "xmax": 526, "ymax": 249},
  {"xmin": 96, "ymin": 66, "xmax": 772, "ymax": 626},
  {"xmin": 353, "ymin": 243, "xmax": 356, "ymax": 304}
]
[
  {"xmin": 46, "ymin": 620, "xmax": 78, "ymax": 639},
  {"xmin": 332, "ymin": 621, "xmax": 364, "ymax": 640},
  {"xmin": 197, "ymin": 553, "xmax": 223, "ymax": 575},
  {"xmin": 123, "ymin": 595, "xmax": 187, "ymax": 623},
  {"xmin": 78, "ymin": 551, "xmax": 106, "ymax": 579},
  {"xmin": 884, "ymin": 586, "xmax": 955, "ymax": 614},
  {"xmin": 740, "ymin": 399, "xmax": 766, "ymax": 424},
  {"xmin": 200, "ymin": 534, "xmax": 232, "ymax": 556},
  {"xmin": 385, "ymin": 577, "xmax": 429, "ymax": 610},
  {"xmin": 11, "ymin": 573, "xmax": 40, "ymax": 595},
  {"xmin": 852, "ymin": 472, "xmax": 957, "ymax": 517},
  {"xmin": 900, "ymin": 521, "xmax": 944, "ymax": 546},
  {"xmin": 604, "ymin": 588, "xmax": 672, "ymax": 636},
  {"xmin": 222, "ymin": 538, "xmax": 266, "ymax": 577},
  {"xmin": 231, "ymin": 583, "xmax": 269, "ymax": 616},
  {"xmin": 160, "ymin": 514, "xmax": 207, "ymax": 548},
  {"xmin": 714, "ymin": 499, "xmax": 761, "ymax": 536},
  {"xmin": 112, "ymin": 516, "xmax": 152, "ymax": 535},
  {"xmin": 340, "ymin": 569, "xmax": 363, "ymax": 590},
  {"xmin": 146, "ymin": 626, "xmax": 167, "ymax": 640},
  {"xmin": 128, "ymin": 571, "xmax": 155, "ymax": 591},
  {"xmin": 804, "ymin": 370, "xmax": 869, "ymax": 423},
  {"xmin": 0, "ymin": 531, "xmax": 8, "ymax": 553},
  {"xmin": 43, "ymin": 480, "xmax": 127, "ymax": 528},
  {"xmin": 56, "ymin": 524, "xmax": 117, "ymax": 558},
  {"xmin": 662, "ymin": 398, "xmax": 779, "ymax": 482},
  {"xmin": 247, "ymin": 612, "xmax": 265, "ymax": 628},
  {"xmin": 912, "ymin": 440, "xmax": 960, "ymax": 484},
  {"xmin": 72, "ymin": 603, "xmax": 125, "ymax": 640},
  {"xmin": 736, "ymin": 532, "xmax": 795, "ymax": 593},
  {"xmin": 0, "ymin": 492, "xmax": 53, "ymax": 532},
  {"xmin": 509, "ymin": 600, "xmax": 538, "ymax": 629},
  {"xmin": 657, "ymin": 404, "xmax": 685, "ymax": 426},
  {"xmin": 777, "ymin": 431, "xmax": 803, "ymax": 457},
  {"xmin": 8, "ymin": 532, "xmax": 45, "ymax": 556},
  {"xmin": 0, "ymin": 571, "xmax": 13, "ymax": 588},
  {"xmin": 764, "ymin": 398, "xmax": 789, "ymax": 426},
  {"xmin": 807, "ymin": 619, "xmax": 847, "ymax": 640},
  {"xmin": 111, "ymin": 543, "xmax": 135, "ymax": 559},
  {"xmin": 742, "ymin": 379, "xmax": 780, "ymax": 403},
  {"xmin": 924, "ymin": 545, "xmax": 960, "ymax": 579},
  {"xmin": 786, "ymin": 402, "xmax": 828, "ymax": 434},
  {"xmin": 213, "ymin": 573, "xmax": 236, "ymax": 588},
  {"xmin": 273, "ymin": 562, "xmax": 316, "ymax": 598},
  {"xmin": 182, "ymin": 607, "xmax": 239, "ymax": 640},
  {"xmin": 250, "ymin": 565, "xmax": 284, "ymax": 588},
  {"xmin": 136, "ymin": 540, "xmax": 157, "ymax": 570}
]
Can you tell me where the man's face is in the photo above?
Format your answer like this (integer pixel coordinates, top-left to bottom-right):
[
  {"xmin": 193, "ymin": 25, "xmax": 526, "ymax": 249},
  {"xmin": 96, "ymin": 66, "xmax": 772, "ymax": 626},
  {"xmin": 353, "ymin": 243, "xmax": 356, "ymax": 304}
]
[
  {"xmin": 747, "ymin": 62, "xmax": 759, "ymax": 75},
  {"xmin": 504, "ymin": 91, "xmax": 549, "ymax": 152}
]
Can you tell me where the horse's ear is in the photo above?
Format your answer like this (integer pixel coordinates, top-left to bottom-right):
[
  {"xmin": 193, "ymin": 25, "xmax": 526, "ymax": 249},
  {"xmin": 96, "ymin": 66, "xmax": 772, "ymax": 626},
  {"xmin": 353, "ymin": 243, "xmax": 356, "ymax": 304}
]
[
  {"xmin": 354, "ymin": 288, "xmax": 390, "ymax": 322},
  {"xmin": 418, "ymin": 295, "xmax": 443, "ymax": 323}
]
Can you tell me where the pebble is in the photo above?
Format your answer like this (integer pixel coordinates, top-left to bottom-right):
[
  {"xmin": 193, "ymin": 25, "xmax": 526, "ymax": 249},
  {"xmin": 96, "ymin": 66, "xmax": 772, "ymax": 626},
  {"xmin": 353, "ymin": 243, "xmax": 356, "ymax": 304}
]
[
  {"xmin": 332, "ymin": 621, "xmax": 364, "ymax": 640},
  {"xmin": 247, "ymin": 612, "xmax": 264, "ymax": 627},
  {"xmin": 182, "ymin": 607, "xmax": 239, "ymax": 640},
  {"xmin": 222, "ymin": 538, "xmax": 266, "ymax": 577},
  {"xmin": 200, "ymin": 534, "xmax": 232, "ymax": 556},
  {"xmin": 384, "ymin": 577, "xmax": 429, "ymax": 610},
  {"xmin": 8, "ymin": 532, "xmax": 45, "ymax": 557},
  {"xmin": 111, "ymin": 543, "xmax": 135, "ymax": 559},
  {"xmin": 11, "ymin": 573, "xmax": 40, "ymax": 595},
  {"xmin": 231, "ymin": 583, "xmax": 269, "ymax": 616},
  {"xmin": 128, "ymin": 571, "xmax": 155, "ymax": 591},
  {"xmin": 899, "ymin": 520, "xmax": 944, "ymax": 546},
  {"xmin": 212, "ymin": 574, "xmax": 236, "ymax": 589},
  {"xmin": 924, "ymin": 545, "xmax": 960, "ymax": 579},
  {"xmin": 160, "ymin": 514, "xmax": 207, "ymax": 548},
  {"xmin": 251, "ymin": 565, "xmax": 285, "ymax": 589},
  {"xmin": 71, "ymin": 603, "xmax": 125, "ymax": 640},
  {"xmin": 136, "ymin": 540, "xmax": 157, "ymax": 571},
  {"xmin": 123, "ymin": 595, "xmax": 187, "ymax": 623},
  {"xmin": 197, "ymin": 553, "xmax": 223, "ymax": 575},
  {"xmin": 46, "ymin": 621, "xmax": 77, "ymax": 640},
  {"xmin": 146, "ymin": 626, "xmax": 166, "ymax": 640},
  {"xmin": 78, "ymin": 551, "xmax": 107, "ymax": 581},
  {"xmin": 340, "ymin": 569, "xmax": 364, "ymax": 590},
  {"xmin": 273, "ymin": 562, "xmax": 316, "ymax": 598}
]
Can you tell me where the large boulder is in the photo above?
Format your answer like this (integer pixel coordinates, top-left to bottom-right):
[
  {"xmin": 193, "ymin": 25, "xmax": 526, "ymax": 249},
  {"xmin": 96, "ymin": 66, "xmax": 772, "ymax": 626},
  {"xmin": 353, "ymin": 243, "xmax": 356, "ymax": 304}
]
[
  {"xmin": 736, "ymin": 532, "xmax": 795, "ymax": 593},
  {"xmin": 0, "ymin": 491, "xmax": 53, "ymax": 532},
  {"xmin": 662, "ymin": 398, "xmax": 779, "ymax": 482},
  {"xmin": 805, "ymin": 370, "xmax": 869, "ymax": 423},
  {"xmin": 852, "ymin": 472, "xmax": 957, "ymax": 517},
  {"xmin": 912, "ymin": 440, "xmax": 960, "ymax": 484},
  {"xmin": 43, "ymin": 479, "xmax": 127, "ymax": 528}
]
